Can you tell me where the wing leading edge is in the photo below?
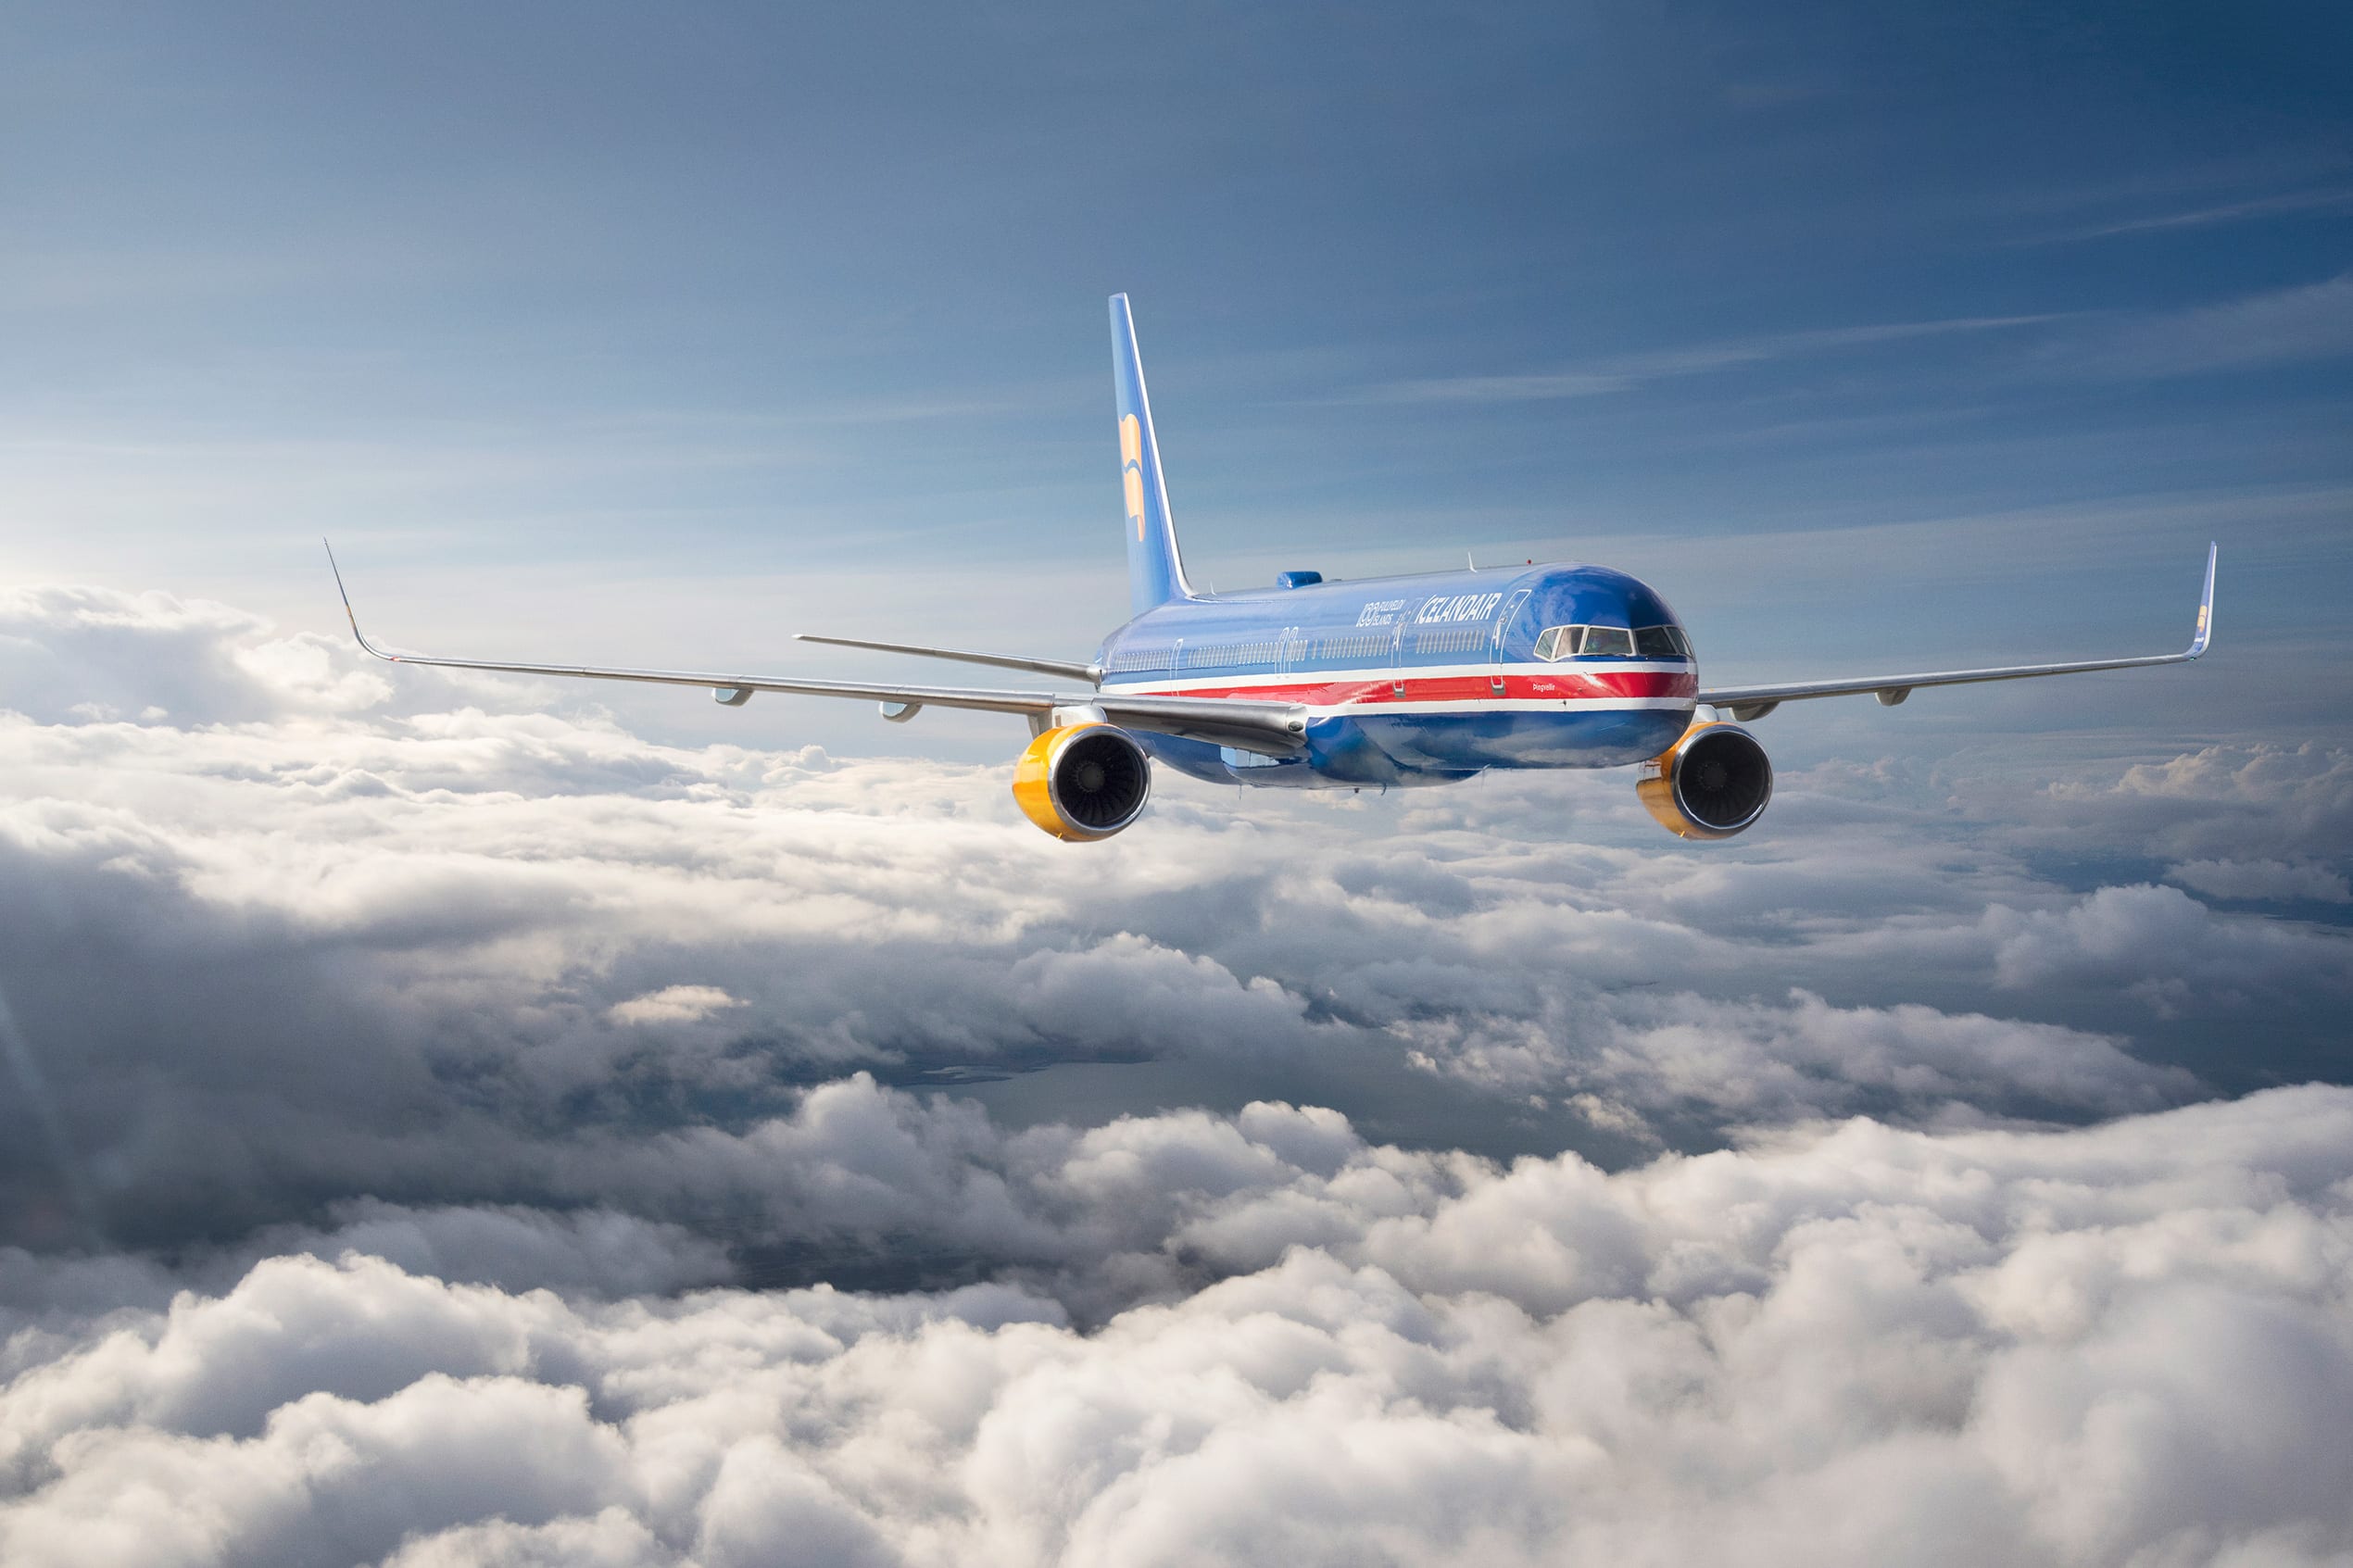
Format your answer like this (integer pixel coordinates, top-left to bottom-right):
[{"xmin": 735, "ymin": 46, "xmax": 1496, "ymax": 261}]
[
  {"xmin": 1697, "ymin": 544, "xmax": 2215, "ymax": 722},
  {"xmin": 324, "ymin": 546, "xmax": 1304, "ymax": 755}
]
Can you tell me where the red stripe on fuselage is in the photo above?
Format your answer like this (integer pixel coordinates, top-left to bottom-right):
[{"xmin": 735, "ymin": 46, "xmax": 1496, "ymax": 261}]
[{"xmin": 1112, "ymin": 669, "xmax": 1698, "ymax": 707}]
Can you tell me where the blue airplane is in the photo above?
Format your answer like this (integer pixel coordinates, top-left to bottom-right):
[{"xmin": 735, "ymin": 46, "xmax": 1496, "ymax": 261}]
[{"xmin": 330, "ymin": 295, "xmax": 2217, "ymax": 844}]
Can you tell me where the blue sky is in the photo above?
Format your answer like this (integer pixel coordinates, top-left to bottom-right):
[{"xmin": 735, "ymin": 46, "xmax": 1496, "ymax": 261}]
[{"xmin": 4, "ymin": 0, "xmax": 2347, "ymax": 763}]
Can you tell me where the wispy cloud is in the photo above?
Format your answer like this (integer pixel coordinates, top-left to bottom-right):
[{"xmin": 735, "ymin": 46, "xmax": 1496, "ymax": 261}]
[
  {"xmin": 2080, "ymin": 270, "xmax": 2353, "ymax": 378},
  {"xmin": 2016, "ymin": 185, "xmax": 2353, "ymax": 246},
  {"xmin": 609, "ymin": 985, "xmax": 747, "ymax": 1025},
  {"xmin": 1347, "ymin": 315, "xmax": 2066, "ymax": 405}
]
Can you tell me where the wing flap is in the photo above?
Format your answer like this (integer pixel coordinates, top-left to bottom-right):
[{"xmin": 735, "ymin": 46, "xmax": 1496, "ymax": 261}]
[{"xmin": 1097, "ymin": 694, "xmax": 1307, "ymax": 752}]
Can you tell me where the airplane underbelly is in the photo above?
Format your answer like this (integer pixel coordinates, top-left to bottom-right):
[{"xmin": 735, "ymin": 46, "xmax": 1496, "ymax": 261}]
[
  {"xmin": 1353, "ymin": 707, "xmax": 1692, "ymax": 771},
  {"xmin": 1131, "ymin": 706, "xmax": 1691, "ymax": 790}
]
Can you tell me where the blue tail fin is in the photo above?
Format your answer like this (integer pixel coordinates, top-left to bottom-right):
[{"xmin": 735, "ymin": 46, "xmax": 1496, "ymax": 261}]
[{"xmin": 1111, "ymin": 295, "xmax": 1198, "ymax": 613}]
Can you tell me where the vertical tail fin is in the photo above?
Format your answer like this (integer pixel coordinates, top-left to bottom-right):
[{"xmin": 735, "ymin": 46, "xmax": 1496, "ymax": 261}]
[{"xmin": 1111, "ymin": 295, "xmax": 1198, "ymax": 613}]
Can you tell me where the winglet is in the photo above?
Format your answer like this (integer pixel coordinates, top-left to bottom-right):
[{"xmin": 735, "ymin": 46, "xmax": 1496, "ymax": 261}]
[
  {"xmin": 323, "ymin": 540, "xmax": 398, "ymax": 662},
  {"xmin": 2187, "ymin": 542, "xmax": 2217, "ymax": 658}
]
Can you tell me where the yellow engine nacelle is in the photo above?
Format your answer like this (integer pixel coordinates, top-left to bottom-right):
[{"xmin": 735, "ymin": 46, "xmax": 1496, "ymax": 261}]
[
  {"xmin": 1637, "ymin": 721, "xmax": 1774, "ymax": 840},
  {"xmin": 1013, "ymin": 723, "xmax": 1152, "ymax": 842}
]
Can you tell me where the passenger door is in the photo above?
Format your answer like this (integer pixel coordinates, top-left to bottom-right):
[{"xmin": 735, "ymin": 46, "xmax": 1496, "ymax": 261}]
[{"xmin": 1490, "ymin": 589, "xmax": 1531, "ymax": 695}]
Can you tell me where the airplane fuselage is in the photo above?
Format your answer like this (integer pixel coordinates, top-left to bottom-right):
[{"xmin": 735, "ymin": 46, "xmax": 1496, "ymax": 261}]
[{"xmin": 1098, "ymin": 562, "xmax": 1696, "ymax": 788}]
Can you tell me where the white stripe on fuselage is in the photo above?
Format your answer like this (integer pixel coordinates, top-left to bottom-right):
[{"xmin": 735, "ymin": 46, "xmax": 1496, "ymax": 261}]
[
  {"xmin": 1103, "ymin": 659, "xmax": 1692, "ymax": 692},
  {"xmin": 1102, "ymin": 659, "xmax": 1698, "ymax": 718},
  {"xmin": 1281, "ymin": 697, "xmax": 1692, "ymax": 717}
]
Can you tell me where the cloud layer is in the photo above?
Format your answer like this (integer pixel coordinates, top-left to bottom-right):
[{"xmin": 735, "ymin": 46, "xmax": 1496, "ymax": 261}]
[
  {"xmin": 11, "ymin": 584, "xmax": 2346, "ymax": 1259},
  {"xmin": 2, "ymin": 583, "xmax": 2348, "ymax": 1565},
  {"xmin": 6, "ymin": 1085, "xmax": 2353, "ymax": 1567}
]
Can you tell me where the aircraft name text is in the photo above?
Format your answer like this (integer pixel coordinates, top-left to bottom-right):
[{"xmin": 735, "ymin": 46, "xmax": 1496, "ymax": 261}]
[{"xmin": 1416, "ymin": 593, "xmax": 1505, "ymax": 624}]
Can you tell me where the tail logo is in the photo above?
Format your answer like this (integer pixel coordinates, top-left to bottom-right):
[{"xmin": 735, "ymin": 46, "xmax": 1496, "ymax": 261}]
[{"xmin": 1120, "ymin": 414, "xmax": 1146, "ymax": 541}]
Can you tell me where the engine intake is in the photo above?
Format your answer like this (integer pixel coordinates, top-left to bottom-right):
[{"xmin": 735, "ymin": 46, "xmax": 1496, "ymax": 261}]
[
  {"xmin": 1013, "ymin": 723, "xmax": 1152, "ymax": 841},
  {"xmin": 1637, "ymin": 721, "xmax": 1773, "ymax": 840}
]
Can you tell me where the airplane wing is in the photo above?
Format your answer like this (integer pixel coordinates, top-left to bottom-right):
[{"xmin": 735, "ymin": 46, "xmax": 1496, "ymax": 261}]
[
  {"xmin": 325, "ymin": 546, "xmax": 1305, "ymax": 755},
  {"xmin": 792, "ymin": 633, "xmax": 1101, "ymax": 684},
  {"xmin": 1698, "ymin": 544, "xmax": 2215, "ymax": 721}
]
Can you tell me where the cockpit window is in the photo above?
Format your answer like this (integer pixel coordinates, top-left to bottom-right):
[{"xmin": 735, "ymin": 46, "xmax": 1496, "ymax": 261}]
[
  {"xmin": 1579, "ymin": 626, "xmax": 1636, "ymax": 658},
  {"xmin": 1634, "ymin": 624, "xmax": 1692, "ymax": 659},
  {"xmin": 1535, "ymin": 623, "xmax": 1689, "ymax": 660}
]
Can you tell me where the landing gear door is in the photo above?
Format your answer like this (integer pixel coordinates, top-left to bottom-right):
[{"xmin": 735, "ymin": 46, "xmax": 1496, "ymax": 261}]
[{"xmin": 1490, "ymin": 589, "xmax": 1532, "ymax": 695}]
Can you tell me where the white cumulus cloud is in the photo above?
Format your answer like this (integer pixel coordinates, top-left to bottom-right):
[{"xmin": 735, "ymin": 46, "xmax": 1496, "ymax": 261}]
[
  {"xmin": 6, "ymin": 583, "xmax": 2304, "ymax": 1256},
  {"xmin": 609, "ymin": 986, "xmax": 747, "ymax": 1026},
  {"xmin": 2, "ymin": 1086, "xmax": 2351, "ymax": 1567}
]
